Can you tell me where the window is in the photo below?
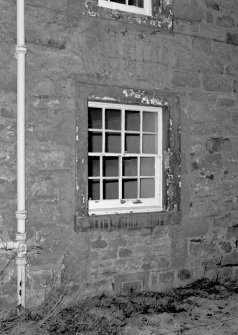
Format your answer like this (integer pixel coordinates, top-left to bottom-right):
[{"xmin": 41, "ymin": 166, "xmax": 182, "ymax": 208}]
[
  {"xmin": 88, "ymin": 102, "xmax": 163, "ymax": 215},
  {"xmin": 98, "ymin": 0, "xmax": 151, "ymax": 16}
]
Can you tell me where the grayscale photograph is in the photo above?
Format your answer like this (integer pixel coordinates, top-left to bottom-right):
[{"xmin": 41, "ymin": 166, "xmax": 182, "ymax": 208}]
[{"xmin": 0, "ymin": 0, "xmax": 238, "ymax": 334}]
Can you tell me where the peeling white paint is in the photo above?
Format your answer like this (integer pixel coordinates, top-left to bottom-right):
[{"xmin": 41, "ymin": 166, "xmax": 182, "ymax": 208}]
[
  {"xmin": 47, "ymin": 99, "xmax": 59, "ymax": 108},
  {"xmin": 85, "ymin": 0, "xmax": 97, "ymax": 16},
  {"xmin": 123, "ymin": 89, "xmax": 144, "ymax": 99},
  {"xmin": 163, "ymin": 18, "xmax": 173, "ymax": 30},
  {"xmin": 194, "ymin": 183, "xmax": 210, "ymax": 192},
  {"xmin": 76, "ymin": 126, "xmax": 79, "ymax": 141},
  {"xmin": 91, "ymin": 95, "xmax": 117, "ymax": 101},
  {"xmin": 32, "ymin": 98, "xmax": 40, "ymax": 107},
  {"xmin": 141, "ymin": 96, "xmax": 166, "ymax": 105},
  {"xmin": 164, "ymin": 0, "xmax": 172, "ymax": 5},
  {"xmin": 123, "ymin": 89, "xmax": 167, "ymax": 105},
  {"xmin": 0, "ymin": 176, "xmax": 15, "ymax": 183},
  {"xmin": 191, "ymin": 144, "xmax": 202, "ymax": 152}
]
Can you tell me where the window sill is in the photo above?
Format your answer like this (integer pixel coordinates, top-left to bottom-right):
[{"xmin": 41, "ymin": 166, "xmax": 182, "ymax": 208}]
[
  {"xmin": 75, "ymin": 210, "xmax": 181, "ymax": 232},
  {"xmin": 89, "ymin": 205, "xmax": 163, "ymax": 216}
]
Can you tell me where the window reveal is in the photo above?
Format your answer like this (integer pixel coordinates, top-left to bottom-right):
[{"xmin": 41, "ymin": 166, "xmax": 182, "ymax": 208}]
[{"xmin": 88, "ymin": 102, "xmax": 163, "ymax": 215}]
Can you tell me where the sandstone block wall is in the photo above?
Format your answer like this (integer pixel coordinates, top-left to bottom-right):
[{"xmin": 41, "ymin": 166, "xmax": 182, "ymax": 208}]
[{"xmin": 0, "ymin": 0, "xmax": 238, "ymax": 309}]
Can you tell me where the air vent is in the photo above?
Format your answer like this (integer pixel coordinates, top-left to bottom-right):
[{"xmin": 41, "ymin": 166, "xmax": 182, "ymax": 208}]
[{"xmin": 122, "ymin": 280, "xmax": 143, "ymax": 295}]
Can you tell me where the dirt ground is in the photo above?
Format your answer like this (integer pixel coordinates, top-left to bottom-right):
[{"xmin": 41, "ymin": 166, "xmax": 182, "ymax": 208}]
[
  {"xmin": 123, "ymin": 291, "xmax": 238, "ymax": 335},
  {"xmin": 1, "ymin": 278, "xmax": 238, "ymax": 335}
]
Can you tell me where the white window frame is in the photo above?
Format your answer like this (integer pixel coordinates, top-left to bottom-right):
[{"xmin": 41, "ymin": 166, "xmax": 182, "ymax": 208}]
[
  {"xmin": 98, "ymin": 0, "xmax": 152, "ymax": 16},
  {"xmin": 88, "ymin": 102, "xmax": 163, "ymax": 215}
]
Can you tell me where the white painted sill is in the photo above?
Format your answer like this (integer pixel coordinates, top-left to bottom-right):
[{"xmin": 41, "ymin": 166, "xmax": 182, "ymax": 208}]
[{"xmin": 89, "ymin": 199, "xmax": 162, "ymax": 215}]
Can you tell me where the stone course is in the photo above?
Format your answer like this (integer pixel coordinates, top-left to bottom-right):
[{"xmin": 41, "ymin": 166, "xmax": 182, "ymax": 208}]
[{"xmin": 0, "ymin": 0, "xmax": 238, "ymax": 310}]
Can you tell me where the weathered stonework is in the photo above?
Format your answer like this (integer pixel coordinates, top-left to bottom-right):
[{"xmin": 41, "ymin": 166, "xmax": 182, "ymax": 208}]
[{"xmin": 0, "ymin": 0, "xmax": 238, "ymax": 310}]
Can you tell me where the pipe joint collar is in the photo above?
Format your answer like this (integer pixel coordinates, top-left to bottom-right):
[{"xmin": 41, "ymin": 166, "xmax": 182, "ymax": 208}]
[
  {"xmin": 16, "ymin": 211, "xmax": 27, "ymax": 220},
  {"xmin": 15, "ymin": 45, "xmax": 27, "ymax": 55}
]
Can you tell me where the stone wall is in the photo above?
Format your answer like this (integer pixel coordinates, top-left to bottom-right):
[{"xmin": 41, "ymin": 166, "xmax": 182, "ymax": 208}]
[{"xmin": 0, "ymin": 0, "xmax": 238, "ymax": 309}]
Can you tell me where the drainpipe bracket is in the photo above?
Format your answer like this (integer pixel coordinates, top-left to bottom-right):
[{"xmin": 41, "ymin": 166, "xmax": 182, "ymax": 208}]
[
  {"xmin": 17, "ymin": 243, "xmax": 27, "ymax": 257},
  {"xmin": 16, "ymin": 233, "xmax": 27, "ymax": 256}
]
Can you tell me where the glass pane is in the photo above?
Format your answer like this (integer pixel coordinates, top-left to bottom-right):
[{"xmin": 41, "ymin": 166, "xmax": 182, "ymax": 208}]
[
  {"xmin": 88, "ymin": 107, "xmax": 102, "ymax": 129},
  {"xmin": 88, "ymin": 157, "xmax": 100, "ymax": 177},
  {"xmin": 140, "ymin": 178, "xmax": 155, "ymax": 198},
  {"xmin": 111, "ymin": 0, "xmax": 125, "ymax": 3},
  {"xmin": 143, "ymin": 112, "xmax": 158, "ymax": 132},
  {"xmin": 128, "ymin": 0, "xmax": 143, "ymax": 7},
  {"xmin": 89, "ymin": 180, "xmax": 100, "ymax": 200},
  {"xmin": 140, "ymin": 157, "xmax": 155, "ymax": 176},
  {"xmin": 105, "ymin": 109, "xmax": 121, "ymax": 130},
  {"xmin": 103, "ymin": 157, "xmax": 119, "ymax": 177},
  {"xmin": 123, "ymin": 157, "xmax": 137, "ymax": 176},
  {"xmin": 125, "ymin": 110, "xmax": 140, "ymax": 131},
  {"xmin": 125, "ymin": 134, "xmax": 140, "ymax": 153},
  {"xmin": 105, "ymin": 133, "xmax": 121, "ymax": 153},
  {"xmin": 88, "ymin": 132, "xmax": 102, "ymax": 152},
  {"xmin": 103, "ymin": 180, "xmax": 118, "ymax": 199},
  {"xmin": 142, "ymin": 134, "xmax": 157, "ymax": 154},
  {"xmin": 122, "ymin": 179, "xmax": 137, "ymax": 199}
]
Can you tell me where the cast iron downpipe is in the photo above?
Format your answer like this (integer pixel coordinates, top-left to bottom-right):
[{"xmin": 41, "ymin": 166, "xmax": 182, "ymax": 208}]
[
  {"xmin": 16, "ymin": 0, "xmax": 27, "ymax": 309},
  {"xmin": 0, "ymin": 0, "xmax": 27, "ymax": 310}
]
